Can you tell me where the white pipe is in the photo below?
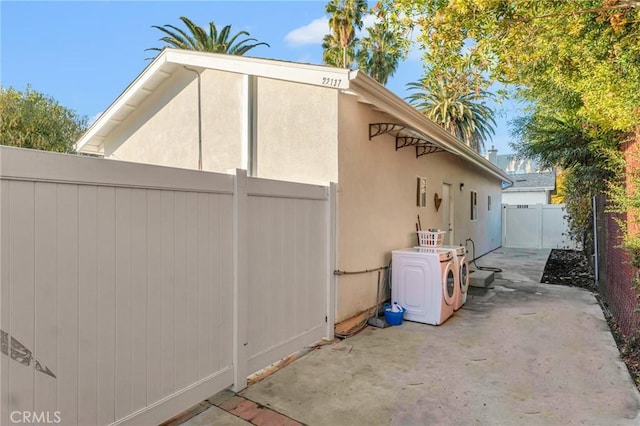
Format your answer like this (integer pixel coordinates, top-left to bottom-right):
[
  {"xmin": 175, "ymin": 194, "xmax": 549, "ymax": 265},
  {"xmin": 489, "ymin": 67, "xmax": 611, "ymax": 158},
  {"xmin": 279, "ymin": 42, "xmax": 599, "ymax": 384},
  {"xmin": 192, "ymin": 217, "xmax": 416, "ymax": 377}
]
[
  {"xmin": 241, "ymin": 75, "xmax": 250, "ymax": 172},
  {"xmin": 184, "ymin": 66, "xmax": 202, "ymax": 171},
  {"xmin": 241, "ymin": 75, "xmax": 257, "ymax": 176}
]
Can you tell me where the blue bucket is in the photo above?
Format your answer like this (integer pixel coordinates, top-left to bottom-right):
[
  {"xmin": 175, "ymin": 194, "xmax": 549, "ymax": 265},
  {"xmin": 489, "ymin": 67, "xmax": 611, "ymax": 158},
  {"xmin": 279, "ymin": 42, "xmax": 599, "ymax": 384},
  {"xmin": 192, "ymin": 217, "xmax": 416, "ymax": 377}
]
[{"xmin": 383, "ymin": 304, "xmax": 405, "ymax": 326}]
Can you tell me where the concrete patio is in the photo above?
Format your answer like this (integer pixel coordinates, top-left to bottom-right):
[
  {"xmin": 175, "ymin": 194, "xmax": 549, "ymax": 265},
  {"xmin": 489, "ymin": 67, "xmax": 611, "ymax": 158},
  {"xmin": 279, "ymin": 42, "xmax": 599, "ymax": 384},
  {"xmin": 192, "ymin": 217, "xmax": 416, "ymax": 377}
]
[{"xmin": 184, "ymin": 248, "xmax": 640, "ymax": 425}]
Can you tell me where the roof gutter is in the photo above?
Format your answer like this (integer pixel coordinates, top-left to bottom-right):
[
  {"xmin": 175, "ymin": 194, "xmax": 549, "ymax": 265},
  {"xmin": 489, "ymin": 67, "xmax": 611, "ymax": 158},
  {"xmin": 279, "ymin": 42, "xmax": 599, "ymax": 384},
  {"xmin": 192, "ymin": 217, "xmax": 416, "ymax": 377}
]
[
  {"xmin": 504, "ymin": 186, "xmax": 555, "ymax": 192},
  {"xmin": 75, "ymin": 50, "xmax": 171, "ymax": 153},
  {"xmin": 348, "ymin": 70, "xmax": 513, "ymax": 185}
]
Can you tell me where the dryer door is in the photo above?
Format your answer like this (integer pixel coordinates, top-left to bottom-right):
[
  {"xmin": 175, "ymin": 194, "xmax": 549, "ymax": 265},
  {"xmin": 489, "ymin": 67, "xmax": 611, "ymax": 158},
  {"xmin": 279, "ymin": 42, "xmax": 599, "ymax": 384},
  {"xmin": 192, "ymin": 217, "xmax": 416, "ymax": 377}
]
[
  {"xmin": 460, "ymin": 257, "xmax": 470, "ymax": 294},
  {"xmin": 442, "ymin": 263, "xmax": 456, "ymax": 306}
]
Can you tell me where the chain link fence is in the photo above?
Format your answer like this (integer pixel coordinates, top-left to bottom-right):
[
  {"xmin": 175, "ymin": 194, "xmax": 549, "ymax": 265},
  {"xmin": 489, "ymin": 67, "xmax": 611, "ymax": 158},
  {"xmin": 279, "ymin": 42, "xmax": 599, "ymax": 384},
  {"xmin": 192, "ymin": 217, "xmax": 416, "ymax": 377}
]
[{"xmin": 595, "ymin": 194, "xmax": 640, "ymax": 337}]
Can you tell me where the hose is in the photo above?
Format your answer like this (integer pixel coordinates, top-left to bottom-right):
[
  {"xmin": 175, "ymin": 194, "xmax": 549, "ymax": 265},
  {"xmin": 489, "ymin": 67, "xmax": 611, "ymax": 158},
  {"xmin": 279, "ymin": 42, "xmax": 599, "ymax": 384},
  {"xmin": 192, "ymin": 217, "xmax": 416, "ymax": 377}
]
[
  {"xmin": 465, "ymin": 238, "xmax": 502, "ymax": 272},
  {"xmin": 335, "ymin": 261, "xmax": 392, "ymax": 339},
  {"xmin": 333, "ymin": 266, "xmax": 387, "ymax": 275}
]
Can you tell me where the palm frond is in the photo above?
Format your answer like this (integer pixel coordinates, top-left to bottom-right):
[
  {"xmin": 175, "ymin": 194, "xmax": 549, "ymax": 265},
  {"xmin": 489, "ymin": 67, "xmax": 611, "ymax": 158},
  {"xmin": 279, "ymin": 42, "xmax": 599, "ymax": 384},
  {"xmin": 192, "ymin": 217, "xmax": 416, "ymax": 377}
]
[
  {"xmin": 179, "ymin": 17, "xmax": 208, "ymax": 50},
  {"xmin": 406, "ymin": 78, "xmax": 496, "ymax": 152},
  {"xmin": 150, "ymin": 24, "xmax": 196, "ymax": 50},
  {"xmin": 147, "ymin": 17, "xmax": 269, "ymax": 57}
]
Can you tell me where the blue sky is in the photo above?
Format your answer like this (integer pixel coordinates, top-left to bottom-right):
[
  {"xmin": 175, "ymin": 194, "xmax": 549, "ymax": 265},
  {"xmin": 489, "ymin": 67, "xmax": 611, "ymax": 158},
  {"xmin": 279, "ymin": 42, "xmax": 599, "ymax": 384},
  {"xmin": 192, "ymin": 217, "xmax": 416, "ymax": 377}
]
[{"xmin": 1, "ymin": 0, "xmax": 522, "ymax": 154}]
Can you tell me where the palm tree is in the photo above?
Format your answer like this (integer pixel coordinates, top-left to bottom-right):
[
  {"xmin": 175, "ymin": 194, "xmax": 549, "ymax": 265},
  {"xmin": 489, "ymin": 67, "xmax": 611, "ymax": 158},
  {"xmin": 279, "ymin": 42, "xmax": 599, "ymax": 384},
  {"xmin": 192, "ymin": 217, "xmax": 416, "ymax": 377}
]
[
  {"xmin": 406, "ymin": 79, "xmax": 496, "ymax": 153},
  {"xmin": 323, "ymin": 0, "xmax": 367, "ymax": 68},
  {"xmin": 356, "ymin": 21, "xmax": 402, "ymax": 85},
  {"xmin": 322, "ymin": 34, "xmax": 356, "ymax": 68},
  {"xmin": 147, "ymin": 16, "xmax": 269, "ymax": 56}
]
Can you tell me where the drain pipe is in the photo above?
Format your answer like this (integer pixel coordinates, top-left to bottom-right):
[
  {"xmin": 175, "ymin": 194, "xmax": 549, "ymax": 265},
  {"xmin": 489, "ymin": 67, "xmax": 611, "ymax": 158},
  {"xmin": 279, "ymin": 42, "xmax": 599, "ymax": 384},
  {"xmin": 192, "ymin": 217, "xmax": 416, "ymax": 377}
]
[{"xmin": 184, "ymin": 66, "xmax": 202, "ymax": 171}]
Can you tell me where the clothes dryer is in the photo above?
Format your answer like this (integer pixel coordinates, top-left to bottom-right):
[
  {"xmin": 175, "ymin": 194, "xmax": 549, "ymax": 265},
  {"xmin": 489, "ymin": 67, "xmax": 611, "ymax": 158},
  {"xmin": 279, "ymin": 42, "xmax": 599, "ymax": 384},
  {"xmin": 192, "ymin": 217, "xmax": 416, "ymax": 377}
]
[
  {"xmin": 391, "ymin": 247, "xmax": 456, "ymax": 325},
  {"xmin": 442, "ymin": 245, "xmax": 469, "ymax": 310}
]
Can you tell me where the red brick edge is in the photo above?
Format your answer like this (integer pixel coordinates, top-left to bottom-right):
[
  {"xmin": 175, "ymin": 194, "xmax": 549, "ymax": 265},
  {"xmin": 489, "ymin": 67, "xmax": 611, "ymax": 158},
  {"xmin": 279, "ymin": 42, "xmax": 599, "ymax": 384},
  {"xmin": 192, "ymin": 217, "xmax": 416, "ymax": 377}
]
[
  {"xmin": 217, "ymin": 394, "xmax": 305, "ymax": 426},
  {"xmin": 160, "ymin": 390, "xmax": 305, "ymax": 426}
]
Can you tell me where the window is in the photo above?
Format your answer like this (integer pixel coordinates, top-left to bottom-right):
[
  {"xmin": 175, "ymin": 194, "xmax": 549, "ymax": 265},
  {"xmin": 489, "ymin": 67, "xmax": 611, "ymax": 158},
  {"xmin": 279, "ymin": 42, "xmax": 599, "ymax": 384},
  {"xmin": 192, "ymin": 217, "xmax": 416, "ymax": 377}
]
[
  {"xmin": 488, "ymin": 195, "xmax": 492, "ymax": 211},
  {"xmin": 471, "ymin": 191, "xmax": 478, "ymax": 220}
]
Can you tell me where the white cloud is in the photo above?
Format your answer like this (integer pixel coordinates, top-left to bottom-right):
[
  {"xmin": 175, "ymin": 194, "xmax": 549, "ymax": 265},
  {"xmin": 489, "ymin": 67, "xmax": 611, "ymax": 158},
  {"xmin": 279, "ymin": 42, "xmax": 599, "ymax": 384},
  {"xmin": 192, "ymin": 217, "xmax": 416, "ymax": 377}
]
[
  {"xmin": 284, "ymin": 13, "xmax": 423, "ymax": 62},
  {"xmin": 284, "ymin": 17, "xmax": 329, "ymax": 47}
]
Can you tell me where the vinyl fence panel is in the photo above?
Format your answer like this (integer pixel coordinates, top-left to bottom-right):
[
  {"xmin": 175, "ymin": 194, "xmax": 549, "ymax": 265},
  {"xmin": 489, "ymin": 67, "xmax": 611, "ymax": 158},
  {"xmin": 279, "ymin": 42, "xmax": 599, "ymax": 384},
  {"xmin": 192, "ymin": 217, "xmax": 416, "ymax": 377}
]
[
  {"xmin": 1, "ymin": 147, "xmax": 335, "ymax": 425},
  {"xmin": 502, "ymin": 204, "xmax": 580, "ymax": 249},
  {"xmin": 246, "ymin": 177, "xmax": 329, "ymax": 374},
  {"xmin": 1, "ymin": 148, "xmax": 235, "ymax": 425}
]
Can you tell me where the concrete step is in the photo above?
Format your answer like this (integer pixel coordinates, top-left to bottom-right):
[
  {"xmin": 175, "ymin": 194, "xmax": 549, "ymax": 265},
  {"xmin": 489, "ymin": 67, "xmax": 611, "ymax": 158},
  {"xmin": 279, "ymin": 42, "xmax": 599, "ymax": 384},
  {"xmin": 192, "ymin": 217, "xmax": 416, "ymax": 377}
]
[{"xmin": 469, "ymin": 269, "xmax": 495, "ymax": 288}]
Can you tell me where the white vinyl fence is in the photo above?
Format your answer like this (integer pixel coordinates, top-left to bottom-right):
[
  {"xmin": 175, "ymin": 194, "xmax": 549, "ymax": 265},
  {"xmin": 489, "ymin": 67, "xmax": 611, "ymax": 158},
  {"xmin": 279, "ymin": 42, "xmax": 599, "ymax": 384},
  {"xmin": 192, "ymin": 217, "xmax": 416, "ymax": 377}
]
[
  {"xmin": 0, "ymin": 147, "xmax": 336, "ymax": 426},
  {"xmin": 502, "ymin": 204, "xmax": 580, "ymax": 249}
]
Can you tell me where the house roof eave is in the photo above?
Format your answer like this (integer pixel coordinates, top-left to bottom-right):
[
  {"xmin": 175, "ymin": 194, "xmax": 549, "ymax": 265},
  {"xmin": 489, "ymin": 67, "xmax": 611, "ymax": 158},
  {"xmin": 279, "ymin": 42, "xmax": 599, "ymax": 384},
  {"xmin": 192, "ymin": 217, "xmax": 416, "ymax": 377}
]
[
  {"xmin": 347, "ymin": 70, "xmax": 513, "ymax": 185},
  {"xmin": 503, "ymin": 186, "xmax": 555, "ymax": 193},
  {"xmin": 76, "ymin": 49, "xmax": 514, "ymax": 187},
  {"xmin": 76, "ymin": 50, "xmax": 174, "ymax": 153},
  {"xmin": 76, "ymin": 49, "xmax": 352, "ymax": 154}
]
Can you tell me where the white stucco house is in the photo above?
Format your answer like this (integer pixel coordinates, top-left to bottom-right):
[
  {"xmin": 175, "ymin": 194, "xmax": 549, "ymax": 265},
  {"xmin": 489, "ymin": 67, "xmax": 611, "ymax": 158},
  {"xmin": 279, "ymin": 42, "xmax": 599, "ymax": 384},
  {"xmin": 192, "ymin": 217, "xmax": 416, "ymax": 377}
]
[
  {"xmin": 77, "ymin": 49, "xmax": 512, "ymax": 329},
  {"xmin": 502, "ymin": 172, "xmax": 556, "ymax": 205},
  {"xmin": 485, "ymin": 148, "xmax": 556, "ymax": 205}
]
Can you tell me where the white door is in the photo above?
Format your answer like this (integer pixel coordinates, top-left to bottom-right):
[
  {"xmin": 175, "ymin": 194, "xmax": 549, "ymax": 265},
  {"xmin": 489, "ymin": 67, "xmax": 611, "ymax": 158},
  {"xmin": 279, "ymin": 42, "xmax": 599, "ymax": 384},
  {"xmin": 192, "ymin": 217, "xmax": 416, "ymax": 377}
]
[{"xmin": 442, "ymin": 183, "xmax": 454, "ymax": 245}]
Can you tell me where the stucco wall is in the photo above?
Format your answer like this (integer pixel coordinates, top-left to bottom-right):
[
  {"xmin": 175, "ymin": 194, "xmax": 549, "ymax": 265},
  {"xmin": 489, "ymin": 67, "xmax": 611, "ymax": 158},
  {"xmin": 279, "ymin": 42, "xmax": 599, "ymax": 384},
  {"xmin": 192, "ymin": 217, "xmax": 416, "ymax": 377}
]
[
  {"xmin": 502, "ymin": 191, "xmax": 549, "ymax": 205},
  {"xmin": 256, "ymin": 77, "xmax": 339, "ymax": 185},
  {"xmin": 104, "ymin": 68, "xmax": 243, "ymax": 173},
  {"xmin": 97, "ymin": 67, "xmax": 502, "ymax": 324},
  {"xmin": 336, "ymin": 93, "xmax": 503, "ymax": 322}
]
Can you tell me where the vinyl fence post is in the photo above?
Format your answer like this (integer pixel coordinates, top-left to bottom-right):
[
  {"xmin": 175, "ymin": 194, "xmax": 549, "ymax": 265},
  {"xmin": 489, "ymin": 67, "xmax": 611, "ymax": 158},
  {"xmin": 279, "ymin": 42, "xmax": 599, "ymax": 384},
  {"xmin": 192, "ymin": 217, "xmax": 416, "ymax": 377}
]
[
  {"xmin": 232, "ymin": 169, "xmax": 249, "ymax": 391},
  {"xmin": 501, "ymin": 204, "xmax": 507, "ymax": 247},
  {"xmin": 326, "ymin": 182, "xmax": 337, "ymax": 340},
  {"xmin": 537, "ymin": 204, "xmax": 543, "ymax": 249}
]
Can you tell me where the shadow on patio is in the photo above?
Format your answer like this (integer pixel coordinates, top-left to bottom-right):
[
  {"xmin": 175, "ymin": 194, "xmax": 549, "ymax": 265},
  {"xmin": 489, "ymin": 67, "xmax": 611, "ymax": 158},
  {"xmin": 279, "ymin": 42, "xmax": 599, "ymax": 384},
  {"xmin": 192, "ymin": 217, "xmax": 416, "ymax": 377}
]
[{"xmin": 183, "ymin": 248, "xmax": 640, "ymax": 425}]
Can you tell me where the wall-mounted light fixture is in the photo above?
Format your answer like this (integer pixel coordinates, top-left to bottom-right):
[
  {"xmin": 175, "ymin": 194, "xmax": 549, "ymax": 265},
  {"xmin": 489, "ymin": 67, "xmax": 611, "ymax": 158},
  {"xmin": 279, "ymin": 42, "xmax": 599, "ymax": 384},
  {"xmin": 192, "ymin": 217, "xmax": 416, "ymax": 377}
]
[{"xmin": 459, "ymin": 183, "xmax": 465, "ymax": 191}]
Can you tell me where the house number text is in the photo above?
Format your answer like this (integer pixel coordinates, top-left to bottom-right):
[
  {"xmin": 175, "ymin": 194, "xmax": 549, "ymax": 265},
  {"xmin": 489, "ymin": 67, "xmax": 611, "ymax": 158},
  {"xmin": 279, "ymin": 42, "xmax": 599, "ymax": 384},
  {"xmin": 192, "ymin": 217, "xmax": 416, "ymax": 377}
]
[{"xmin": 321, "ymin": 77, "xmax": 342, "ymax": 87}]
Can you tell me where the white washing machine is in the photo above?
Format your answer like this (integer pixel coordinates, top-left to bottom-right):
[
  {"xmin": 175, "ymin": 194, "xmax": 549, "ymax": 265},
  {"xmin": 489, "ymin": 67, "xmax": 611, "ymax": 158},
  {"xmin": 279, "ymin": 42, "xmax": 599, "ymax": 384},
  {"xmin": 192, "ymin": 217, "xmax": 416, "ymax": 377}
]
[
  {"xmin": 442, "ymin": 245, "xmax": 469, "ymax": 310},
  {"xmin": 391, "ymin": 247, "xmax": 456, "ymax": 325}
]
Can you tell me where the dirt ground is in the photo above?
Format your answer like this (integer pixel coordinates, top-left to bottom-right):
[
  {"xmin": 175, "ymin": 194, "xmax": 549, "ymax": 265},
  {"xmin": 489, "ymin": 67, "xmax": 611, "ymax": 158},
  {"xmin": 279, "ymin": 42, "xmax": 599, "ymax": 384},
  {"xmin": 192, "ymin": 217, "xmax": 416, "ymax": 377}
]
[{"xmin": 542, "ymin": 249, "xmax": 640, "ymax": 389}]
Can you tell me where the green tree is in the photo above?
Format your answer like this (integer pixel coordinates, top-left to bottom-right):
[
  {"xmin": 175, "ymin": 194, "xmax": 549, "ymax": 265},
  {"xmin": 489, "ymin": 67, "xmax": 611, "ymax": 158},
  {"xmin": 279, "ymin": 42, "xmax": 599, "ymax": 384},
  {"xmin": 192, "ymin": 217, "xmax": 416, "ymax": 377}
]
[
  {"xmin": 147, "ymin": 16, "xmax": 269, "ymax": 56},
  {"xmin": 381, "ymin": 0, "xmax": 640, "ymax": 136},
  {"xmin": 323, "ymin": 0, "xmax": 368, "ymax": 68},
  {"xmin": 0, "ymin": 86, "xmax": 87, "ymax": 153},
  {"xmin": 382, "ymin": 0, "xmax": 640, "ymax": 244},
  {"xmin": 511, "ymin": 109, "xmax": 624, "ymax": 240},
  {"xmin": 406, "ymin": 77, "xmax": 496, "ymax": 152},
  {"xmin": 322, "ymin": 33, "xmax": 356, "ymax": 68},
  {"xmin": 356, "ymin": 20, "xmax": 403, "ymax": 85}
]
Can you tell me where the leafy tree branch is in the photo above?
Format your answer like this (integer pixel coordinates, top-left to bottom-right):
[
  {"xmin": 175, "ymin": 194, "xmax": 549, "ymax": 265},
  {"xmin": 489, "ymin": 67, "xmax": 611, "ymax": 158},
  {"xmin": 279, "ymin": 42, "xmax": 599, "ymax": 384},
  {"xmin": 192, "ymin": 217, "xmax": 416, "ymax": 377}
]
[{"xmin": 0, "ymin": 86, "xmax": 87, "ymax": 153}]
